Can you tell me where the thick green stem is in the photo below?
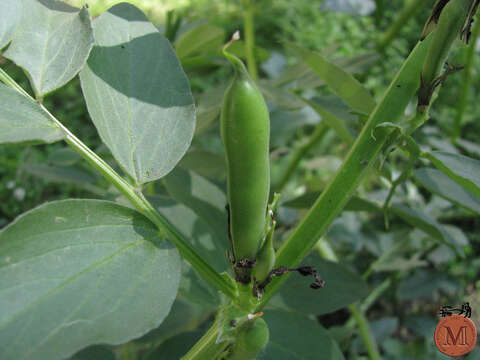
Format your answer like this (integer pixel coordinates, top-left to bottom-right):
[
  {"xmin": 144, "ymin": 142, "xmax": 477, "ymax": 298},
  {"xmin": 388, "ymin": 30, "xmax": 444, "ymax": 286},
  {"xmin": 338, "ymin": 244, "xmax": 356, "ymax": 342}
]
[
  {"xmin": 182, "ymin": 317, "xmax": 228, "ymax": 360},
  {"xmin": 453, "ymin": 14, "xmax": 480, "ymax": 141},
  {"xmin": 377, "ymin": 0, "xmax": 425, "ymax": 51},
  {"xmin": 242, "ymin": 0, "xmax": 258, "ymax": 81},
  {"xmin": 275, "ymin": 122, "xmax": 329, "ymax": 192},
  {"xmin": 0, "ymin": 69, "xmax": 238, "ymax": 301},
  {"xmin": 257, "ymin": 37, "xmax": 433, "ymax": 309}
]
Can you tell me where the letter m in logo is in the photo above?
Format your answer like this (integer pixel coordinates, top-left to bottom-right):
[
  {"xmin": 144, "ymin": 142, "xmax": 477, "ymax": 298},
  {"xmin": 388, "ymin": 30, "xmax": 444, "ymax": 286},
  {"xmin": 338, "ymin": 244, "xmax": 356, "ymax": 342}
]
[{"xmin": 443, "ymin": 326, "xmax": 469, "ymax": 346}]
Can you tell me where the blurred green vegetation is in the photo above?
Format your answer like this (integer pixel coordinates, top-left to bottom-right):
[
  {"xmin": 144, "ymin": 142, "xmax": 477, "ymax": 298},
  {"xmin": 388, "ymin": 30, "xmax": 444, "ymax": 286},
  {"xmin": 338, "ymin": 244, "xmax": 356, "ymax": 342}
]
[{"xmin": 2, "ymin": 0, "xmax": 480, "ymax": 359}]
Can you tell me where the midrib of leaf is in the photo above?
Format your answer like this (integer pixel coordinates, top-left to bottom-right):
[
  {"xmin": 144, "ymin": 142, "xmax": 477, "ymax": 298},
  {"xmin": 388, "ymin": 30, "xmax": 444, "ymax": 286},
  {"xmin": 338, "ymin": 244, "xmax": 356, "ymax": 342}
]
[
  {"xmin": 126, "ymin": 21, "xmax": 137, "ymax": 183},
  {"xmin": 0, "ymin": 240, "xmax": 141, "ymax": 330},
  {"xmin": 44, "ymin": 17, "xmax": 78, "ymax": 89},
  {"xmin": 37, "ymin": 12, "xmax": 54, "ymax": 97}
]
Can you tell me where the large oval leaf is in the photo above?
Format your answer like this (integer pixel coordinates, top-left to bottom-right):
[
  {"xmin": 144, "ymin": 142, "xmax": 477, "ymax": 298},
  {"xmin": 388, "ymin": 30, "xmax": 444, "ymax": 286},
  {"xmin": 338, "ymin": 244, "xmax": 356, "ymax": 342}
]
[
  {"xmin": 79, "ymin": 3, "xmax": 195, "ymax": 185},
  {"xmin": 259, "ymin": 309, "xmax": 344, "ymax": 360},
  {"xmin": 0, "ymin": 0, "xmax": 21, "ymax": 49},
  {"xmin": 3, "ymin": 0, "xmax": 94, "ymax": 97},
  {"xmin": 0, "ymin": 199, "xmax": 181, "ymax": 360},
  {"xmin": 0, "ymin": 83, "xmax": 64, "ymax": 144},
  {"xmin": 272, "ymin": 253, "xmax": 369, "ymax": 316}
]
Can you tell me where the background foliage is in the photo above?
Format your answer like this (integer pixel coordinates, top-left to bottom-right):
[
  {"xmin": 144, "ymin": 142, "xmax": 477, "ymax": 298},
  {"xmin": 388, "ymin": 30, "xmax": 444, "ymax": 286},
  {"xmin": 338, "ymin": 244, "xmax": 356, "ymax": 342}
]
[{"xmin": 1, "ymin": 0, "xmax": 480, "ymax": 359}]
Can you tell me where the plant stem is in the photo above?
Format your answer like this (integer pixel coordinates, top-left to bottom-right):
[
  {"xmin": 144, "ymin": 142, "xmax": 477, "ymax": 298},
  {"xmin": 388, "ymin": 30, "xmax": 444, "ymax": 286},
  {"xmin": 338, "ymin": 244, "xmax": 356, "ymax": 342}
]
[
  {"xmin": 257, "ymin": 37, "xmax": 433, "ymax": 309},
  {"xmin": 344, "ymin": 277, "xmax": 393, "ymax": 329},
  {"xmin": 0, "ymin": 69, "xmax": 238, "ymax": 301},
  {"xmin": 453, "ymin": 13, "xmax": 480, "ymax": 141},
  {"xmin": 349, "ymin": 305, "xmax": 382, "ymax": 360},
  {"xmin": 377, "ymin": 0, "xmax": 425, "ymax": 52},
  {"xmin": 242, "ymin": 0, "xmax": 258, "ymax": 81},
  {"xmin": 360, "ymin": 277, "xmax": 393, "ymax": 314},
  {"xmin": 181, "ymin": 316, "xmax": 228, "ymax": 360},
  {"xmin": 275, "ymin": 122, "xmax": 329, "ymax": 192}
]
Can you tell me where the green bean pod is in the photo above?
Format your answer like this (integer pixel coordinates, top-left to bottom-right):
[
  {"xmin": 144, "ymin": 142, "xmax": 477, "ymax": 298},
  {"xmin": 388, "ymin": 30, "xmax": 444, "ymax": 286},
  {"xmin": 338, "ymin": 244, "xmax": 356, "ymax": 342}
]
[
  {"xmin": 419, "ymin": 0, "xmax": 473, "ymax": 109},
  {"xmin": 227, "ymin": 318, "xmax": 270, "ymax": 360},
  {"xmin": 221, "ymin": 33, "xmax": 270, "ymax": 264}
]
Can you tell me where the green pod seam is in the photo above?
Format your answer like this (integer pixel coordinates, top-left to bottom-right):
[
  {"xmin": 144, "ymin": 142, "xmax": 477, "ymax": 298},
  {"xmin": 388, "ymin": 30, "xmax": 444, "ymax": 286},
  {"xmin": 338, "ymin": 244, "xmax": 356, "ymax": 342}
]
[
  {"xmin": 227, "ymin": 317, "xmax": 270, "ymax": 360},
  {"xmin": 221, "ymin": 34, "xmax": 271, "ymax": 262},
  {"xmin": 419, "ymin": 0, "xmax": 473, "ymax": 107}
]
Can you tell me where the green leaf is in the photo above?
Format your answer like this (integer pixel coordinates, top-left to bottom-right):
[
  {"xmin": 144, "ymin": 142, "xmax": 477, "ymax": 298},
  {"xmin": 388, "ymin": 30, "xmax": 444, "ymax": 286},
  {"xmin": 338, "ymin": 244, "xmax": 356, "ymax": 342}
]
[
  {"xmin": 149, "ymin": 193, "xmax": 228, "ymax": 273},
  {"xmin": 194, "ymin": 84, "xmax": 226, "ymax": 134},
  {"xmin": 259, "ymin": 309, "xmax": 345, "ymax": 360},
  {"xmin": 135, "ymin": 298, "xmax": 209, "ymax": 344},
  {"xmin": 69, "ymin": 345, "xmax": 116, "ymax": 360},
  {"xmin": 175, "ymin": 23, "xmax": 225, "ymax": 59},
  {"xmin": 258, "ymin": 81, "xmax": 305, "ymax": 110},
  {"xmin": 390, "ymin": 204, "xmax": 465, "ymax": 256},
  {"xmin": 179, "ymin": 149, "xmax": 226, "ymax": 180},
  {"xmin": 22, "ymin": 163, "xmax": 104, "ymax": 195},
  {"xmin": 456, "ymin": 138, "xmax": 480, "ymax": 158},
  {"xmin": 273, "ymin": 253, "xmax": 369, "ymax": 316},
  {"xmin": 143, "ymin": 331, "xmax": 202, "ymax": 360},
  {"xmin": 149, "ymin": 194, "xmax": 224, "ymax": 308},
  {"xmin": 47, "ymin": 147, "xmax": 81, "ymax": 166},
  {"xmin": 0, "ymin": 83, "xmax": 64, "ymax": 144},
  {"xmin": 287, "ymin": 41, "xmax": 376, "ymax": 115},
  {"xmin": 152, "ymin": 173, "xmax": 230, "ymax": 272},
  {"xmin": 414, "ymin": 167, "xmax": 480, "ymax": 214},
  {"xmin": 0, "ymin": 199, "xmax": 181, "ymax": 360},
  {"xmin": 425, "ymin": 151, "xmax": 480, "ymax": 198},
  {"xmin": 0, "ymin": 0, "xmax": 21, "ymax": 49},
  {"xmin": 396, "ymin": 269, "xmax": 459, "ymax": 301},
  {"xmin": 269, "ymin": 109, "xmax": 315, "ymax": 147},
  {"xmin": 79, "ymin": 3, "xmax": 195, "ymax": 185},
  {"xmin": 3, "ymin": 0, "xmax": 94, "ymax": 97},
  {"xmin": 163, "ymin": 168, "xmax": 228, "ymax": 258},
  {"xmin": 466, "ymin": 347, "xmax": 480, "ymax": 360},
  {"xmin": 226, "ymin": 40, "xmax": 271, "ymax": 63},
  {"xmin": 179, "ymin": 264, "xmax": 222, "ymax": 309},
  {"xmin": 300, "ymin": 95, "xmax": 356, "ymax": 144}
]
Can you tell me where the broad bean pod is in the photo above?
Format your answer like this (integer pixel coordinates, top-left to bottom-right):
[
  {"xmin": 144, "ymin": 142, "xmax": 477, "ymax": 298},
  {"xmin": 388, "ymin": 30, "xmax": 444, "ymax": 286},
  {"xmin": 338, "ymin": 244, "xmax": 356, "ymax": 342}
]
[{"xmin": 221, "ymin": 33, "xmax": 270, "ymax": 278}]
